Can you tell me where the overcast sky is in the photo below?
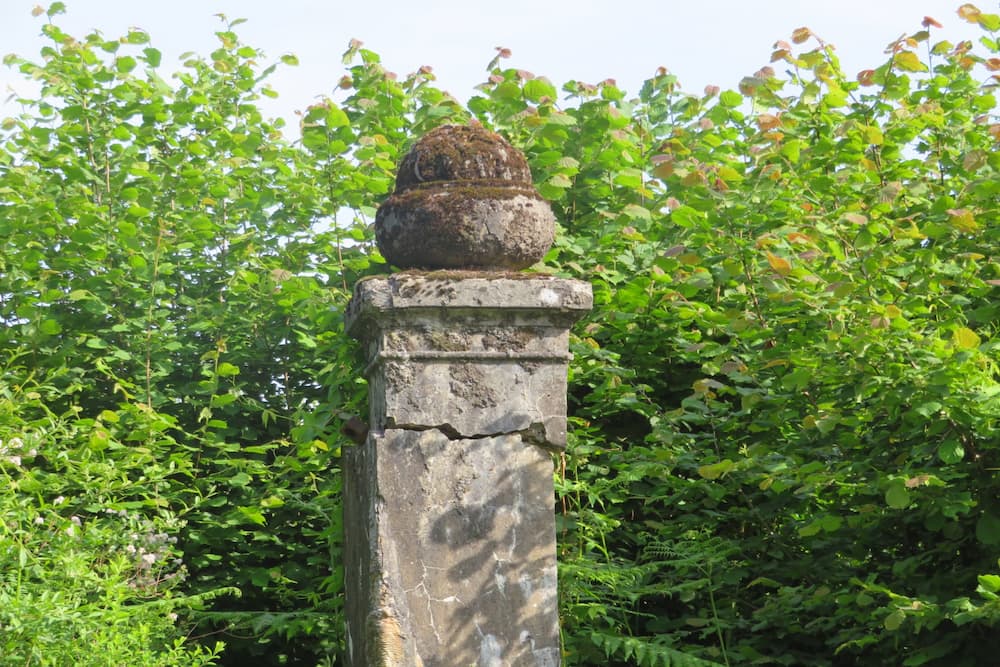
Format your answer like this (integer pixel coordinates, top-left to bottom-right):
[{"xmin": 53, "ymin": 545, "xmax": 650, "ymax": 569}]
[{"xmin": 1, "ymin": 0, "xmax": 994, "ymax": 134}]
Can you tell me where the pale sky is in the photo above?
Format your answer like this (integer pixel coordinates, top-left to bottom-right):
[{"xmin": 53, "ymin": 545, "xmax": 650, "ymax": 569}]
[{"xmin": 1, "ymin": 0, "xmax": 994, "ymax": 135}]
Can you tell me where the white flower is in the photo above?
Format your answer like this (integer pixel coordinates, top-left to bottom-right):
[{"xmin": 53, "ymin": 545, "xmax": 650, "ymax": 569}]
[
  {"xmin": 6, "ymin": 456, "xmax": 21, "ymax": 467},
  {"xmin": 141, "ymin": 552, "xmax": 157, "ymax": 566},
  {"xmin": 70, "ymin": 515, "xmax": 81, "ymax": 526},
  {"xmin": 34, "ymin": 516, "xmax": 44, "ymax": 525},
  {"xmin": 53, "ymin": 496, "xmax": 65, "ymax": 505},
  {"xmin": 8, "ymin": 437, "xmax": 23, "ymax": 449},
  {"xmin": 168, "ymin": 613, "xmax": 178, "ymax": 622}
]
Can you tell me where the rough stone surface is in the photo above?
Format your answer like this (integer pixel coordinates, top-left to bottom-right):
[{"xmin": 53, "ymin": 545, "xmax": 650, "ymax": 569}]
[
  {"xmin": 345, "ymin": 429, "xmax": 561, "ymax": 667},
  {"xmin": 343, "ymin": 273, "xmax": 591, "ymax": 666},
  {"xmin": 393, "ymin": 125, "xmax": 532, "ymax": 189},
  {"xmin": 345, "ymin": 274, "xmax": 593, "ymax": 449},
  {"xmin": 374, "ymin": 125, "xmax": 556, "ymax": 270}
]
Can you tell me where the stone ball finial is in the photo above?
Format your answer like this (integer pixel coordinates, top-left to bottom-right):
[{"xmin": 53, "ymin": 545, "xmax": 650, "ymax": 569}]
[{"xmin": 375, "ymin": 125, "xmax": 555, "ymax": 270}]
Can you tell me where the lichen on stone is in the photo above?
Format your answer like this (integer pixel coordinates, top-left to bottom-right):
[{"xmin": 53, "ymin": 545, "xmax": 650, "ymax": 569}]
[
  {"xmin": 393, "ymin": 125, "xmax": 532, "ymax": 192},
  {"xmin": 375, "ymin": 124, "xmax": 556, "ymax": 271}
]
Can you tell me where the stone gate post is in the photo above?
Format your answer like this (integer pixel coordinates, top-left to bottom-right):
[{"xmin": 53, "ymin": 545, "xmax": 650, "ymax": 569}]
[{"xmin": 343, "ymin": 125, "xmax": 591, "ymax": 666}]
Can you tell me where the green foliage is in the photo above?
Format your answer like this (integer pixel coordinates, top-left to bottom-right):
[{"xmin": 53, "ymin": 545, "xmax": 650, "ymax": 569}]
[
  {"xmin": 0, "ymin": 375, "xmax": 227, "ymax": 666},
  {"xmin": 2, "ymin": 3, "xmax": 999, "ymax": 665},
  {"xmin": 504, "ymin": 11, "xmax": 1000, "ymax": 666}
]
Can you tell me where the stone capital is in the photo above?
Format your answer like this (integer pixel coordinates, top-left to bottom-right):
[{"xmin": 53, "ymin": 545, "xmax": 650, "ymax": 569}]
[{"xmin": 345, "ymin": 273, "xmax": 591, "ymax": 450}]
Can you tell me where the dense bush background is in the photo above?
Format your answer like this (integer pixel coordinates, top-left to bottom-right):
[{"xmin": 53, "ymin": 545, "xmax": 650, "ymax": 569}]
[{"xmin": 1, "ymin": 3, "xmax": 998, "ymax": 665}]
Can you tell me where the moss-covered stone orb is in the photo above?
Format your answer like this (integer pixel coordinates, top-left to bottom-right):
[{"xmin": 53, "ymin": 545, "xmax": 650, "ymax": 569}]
[{"xmin": 375, "ymin": 125, "xmax": 555, "ymax": 270}]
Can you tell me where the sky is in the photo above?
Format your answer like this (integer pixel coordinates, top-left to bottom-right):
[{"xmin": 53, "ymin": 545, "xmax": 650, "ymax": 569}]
[{"xmin": 1, "ymin": 0, "xmax": 995, "ymax": 136}]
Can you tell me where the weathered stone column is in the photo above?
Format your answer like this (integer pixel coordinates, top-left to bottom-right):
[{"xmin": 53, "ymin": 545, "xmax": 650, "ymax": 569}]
[{"xmin": 343, "ymin": 125, "xmax": 591, "ymax": 667}]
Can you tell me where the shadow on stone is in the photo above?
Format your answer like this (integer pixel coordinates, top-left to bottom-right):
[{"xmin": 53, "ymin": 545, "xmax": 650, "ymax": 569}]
[{"xmin": 346, "ymin": 429, "xmax": 561, "ymax": 666}]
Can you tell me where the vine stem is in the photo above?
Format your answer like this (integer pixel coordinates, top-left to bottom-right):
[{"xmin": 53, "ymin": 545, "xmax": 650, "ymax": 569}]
[
  {"xmin": 705, "ymin": 560, "xmax": 731, "ymax": 667},
  {"xmin": 145, "ymin": 220, "xmax": 166, "ymax": 410}
]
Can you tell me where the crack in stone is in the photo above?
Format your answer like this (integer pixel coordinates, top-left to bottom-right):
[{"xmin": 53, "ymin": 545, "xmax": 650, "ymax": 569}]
[
  {"xmin": 406, "ymin": 560, "xmax": 460, "ymax": 647},
  {"xmin": 385, "ymin": 419, "xmax": 553, "ymax": 447}
]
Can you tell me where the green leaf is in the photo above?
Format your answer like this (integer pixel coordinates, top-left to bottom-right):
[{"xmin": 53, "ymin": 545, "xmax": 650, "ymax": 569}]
[
  {"xmin": 781, "ymin": 139, "xmax": 801, "ymax": 163},
  {"xmin": 325, "ymin": 105, "xmax": 350, "ymax": 128},
  {"xmin": 125, "ymin": 30, "xmax": 149, "ymax": 45},
  {"xmin": 39, "ymin": 319, "xmax": 62, "ymax": 335},
  {"xmin": 230, "ymin": 472, "xmax": 252, "ymax": 487},
  {"xmin": 719, "ymin": 90, "xmax": 742, "ymax": 108},
  {"xmin": 524, "ymin": 77, "xmax": 557, "ymax": 102},
  {"xmin": 216, "ymin": 362, "xmax": 240, "ymax": 377},
  {"xmin": 545, "ymin": 111, "xmax": 577, "ymax": 126},
  {"xmin": 977, "ymin": 12, "xmax": 1000, "ymax": 31},
  {"xmin": 823, "ymin": 87, "xmax": 849, "ymax": 107},
  {"xmin": 669, "ymin": 205, "xmax": 705, "ymax": 228},
  {"xmin": 238, "ymin": 506, "xmax": 266, "ymax": 525},
  {"xmin": 548, "ymin": 174, "xmax": 572, "ymax": 188},
  {"xmin": 976, "ymin": 514, "xmax": 1000, "ymax": 545},
  {"xmin": 697, "ymin": 459, "xmax": 735, "ymax": 480},
  {"xmin": 115, "ymin": 56, "xmax": 136, "ymax": 73},
  {"xmin": 622, "ymin": 204, "xmax": 651, "ymax": 221},
  {"xmin": 143, "ymin": 47, "xmax": 162, "ymax": 67},
  {"xmin": 938, "ymin": 440, "xmax": 964, "ymax": 464},
  {"xmin": 280, "ymin": 53, "xmax": 299, "ymax": 66},
  {"xmin": 953, "ymin": 327, "xmax": 980, "ymax": 350},
  {"xmin": 914, "ymin": 401, "xmax": 942, "ymax": 418},
  {"xmin": 884, "ymin": 610, "xmax": 905, "ymax": 631},
  {"xmin": 799, "ymin": 520, "xmax": 823, "ymax": 537},
  {"xmin": 885, "ymin": 483, "xmax": 911, "ymax": 509},
  {"xmin": 894, "ymin": 51, "xmax": 926, "ymax": 72},
  {"xmin": 978, "ymin": 574, "xmax": 1000, "ymax": 593}
]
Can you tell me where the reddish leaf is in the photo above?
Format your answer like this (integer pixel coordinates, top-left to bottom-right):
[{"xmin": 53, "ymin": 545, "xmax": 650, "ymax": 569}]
[
  {"xmin": 922, "ymin": 15, "xmax": 943, "ymax": 28},
  {"xmin": 739, "ymin": 77, "xmax": 759, "ymax": 96},
  {"xmin": 792, "ymin": 27, "xmax": 811, "ymax": 44},
  {"xmin": 958, "ymin": 3, "xmax": 981, "ymax": 22},
  {"xmin": 652, "ymin": 160, "xmax": 674, "ymax": 180},
  {"xmin": 766, "ymin": 251, "xmax": 791, "ymax": 276},
  {"xmin": 757, "ymin": 113, "xmax": 782, "ymax": 131},
  {"xmin": 663, "ymin": 245, "xmax": 686, "ymax": 257}
]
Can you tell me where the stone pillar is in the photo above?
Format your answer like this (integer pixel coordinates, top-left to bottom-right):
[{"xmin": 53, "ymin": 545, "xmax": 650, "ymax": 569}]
[{"xmin": 342, "ymin": 126, "xmax": 592, "ymax": 666}]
